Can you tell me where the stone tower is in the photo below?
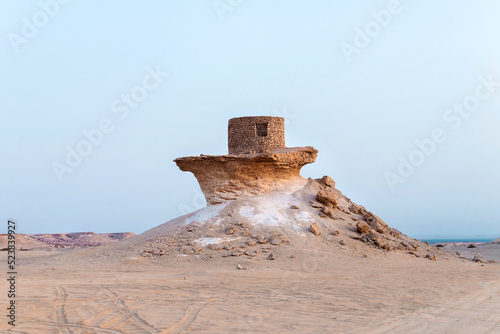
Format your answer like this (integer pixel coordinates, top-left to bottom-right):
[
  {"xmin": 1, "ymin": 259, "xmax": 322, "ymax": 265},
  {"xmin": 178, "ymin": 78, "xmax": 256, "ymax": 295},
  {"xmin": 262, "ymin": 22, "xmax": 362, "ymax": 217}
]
[{"xmin": 228, "ymin": 116, "xmax": 285, "ymax": 154}]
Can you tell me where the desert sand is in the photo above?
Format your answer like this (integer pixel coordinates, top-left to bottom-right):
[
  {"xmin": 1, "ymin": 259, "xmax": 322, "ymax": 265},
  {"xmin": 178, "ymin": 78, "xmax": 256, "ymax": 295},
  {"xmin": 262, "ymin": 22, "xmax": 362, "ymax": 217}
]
[
  {"xmin": 1, "ymin": 249, "xmax": 499, "ymax": 333},
  {"xmin": 1, "ymin": 178, "xmax": 499, "ymax": 333}
]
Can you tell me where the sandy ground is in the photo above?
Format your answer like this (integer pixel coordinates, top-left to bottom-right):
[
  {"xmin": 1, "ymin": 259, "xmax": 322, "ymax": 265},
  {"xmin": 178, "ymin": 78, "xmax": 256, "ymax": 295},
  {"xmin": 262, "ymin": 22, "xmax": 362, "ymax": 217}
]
[
  {"xmin": 439, "ymin": 242, "xmax": 500, "ymax": 263},
  {"xmin": 2, "ymin": 179, "xmax": 499, "ymax": 333},
  {"xmin": 1, "ymin": 245, "xmax": 499, "ymax": 333}
]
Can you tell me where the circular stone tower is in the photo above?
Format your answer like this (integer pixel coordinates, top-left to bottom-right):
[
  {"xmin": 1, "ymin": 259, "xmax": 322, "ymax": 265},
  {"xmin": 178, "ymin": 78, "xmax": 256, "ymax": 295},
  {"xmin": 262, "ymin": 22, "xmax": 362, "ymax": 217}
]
[{"xmin": 228, "ymin": 116, "xmax": 285, "ymax": 154}]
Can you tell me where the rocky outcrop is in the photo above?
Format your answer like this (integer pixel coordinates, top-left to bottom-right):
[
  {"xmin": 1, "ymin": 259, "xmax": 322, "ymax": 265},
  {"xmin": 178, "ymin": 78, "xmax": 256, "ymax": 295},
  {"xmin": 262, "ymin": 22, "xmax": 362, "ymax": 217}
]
[
  {"xmin": 321, "ymin": 175, "xmax": 335, "ymax": 188},
  {"xmin": 165, "ymin": 118, "xmax": 466, "ymax": 263},
  {"xmin": 135, "ymin": 177, "xmax": 458, "ymax": 262},
  {"xmin": 174, "ymin": 146, "xmax": 317, "ymax": 205},
  {"xmin": 356, "ymin": 221, "xmax": 371, "ymax": 234},
  {"xmin": 316, "ymin": 189, "xmax": 338, "ymax": 208},
  {"xmin": 310, "ymin": 223, "xmax": 322, "ymax": 236}
]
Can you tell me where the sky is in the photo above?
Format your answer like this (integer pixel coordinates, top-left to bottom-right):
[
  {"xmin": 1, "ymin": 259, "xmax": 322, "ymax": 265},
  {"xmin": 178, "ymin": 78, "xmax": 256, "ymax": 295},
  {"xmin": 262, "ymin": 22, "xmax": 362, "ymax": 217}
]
[{"xmin": 1, "ymin": 0, "xmax": 499, "ymax": 239}]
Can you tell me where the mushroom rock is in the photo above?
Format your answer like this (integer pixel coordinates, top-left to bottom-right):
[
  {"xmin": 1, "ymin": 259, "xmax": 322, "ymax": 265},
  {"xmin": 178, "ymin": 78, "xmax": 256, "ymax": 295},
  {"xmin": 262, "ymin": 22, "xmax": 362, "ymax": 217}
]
[
  {"xmin": 174, "ymin": 116, "xmax": 317, "ymax": 205},
  {"xmin": 175, "ymin": 147, "xmax": 317, "ymax": 205}
]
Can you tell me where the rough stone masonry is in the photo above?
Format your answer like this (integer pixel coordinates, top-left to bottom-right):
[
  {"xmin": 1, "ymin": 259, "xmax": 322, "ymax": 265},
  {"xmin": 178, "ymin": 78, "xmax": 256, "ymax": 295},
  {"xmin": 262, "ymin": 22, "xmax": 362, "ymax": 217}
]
[{"xmin": 228, "ymin": 116, "xmax": 285, "ymax": 154}]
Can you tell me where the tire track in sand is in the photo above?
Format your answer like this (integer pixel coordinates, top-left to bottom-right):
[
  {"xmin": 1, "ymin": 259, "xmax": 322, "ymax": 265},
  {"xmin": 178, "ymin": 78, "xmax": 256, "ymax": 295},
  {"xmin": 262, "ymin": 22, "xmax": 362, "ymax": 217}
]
[
  {"xmin": 161, "ymin": 299, "xmax": 213, "ymax": 334},
  {"xmin": 367, "ymin": 279, "xmax": 500, "ymax": 334},
  {"xmin": 100, "ymin": 285, "xmax": 159, "ymax": 333},
  {"xmin": 55, "ymin": 286, "xmax": 73, "ymax": 334},
  {"xmin": 31, "ymin": 320, "xmax": 126, "ymax": 334}
]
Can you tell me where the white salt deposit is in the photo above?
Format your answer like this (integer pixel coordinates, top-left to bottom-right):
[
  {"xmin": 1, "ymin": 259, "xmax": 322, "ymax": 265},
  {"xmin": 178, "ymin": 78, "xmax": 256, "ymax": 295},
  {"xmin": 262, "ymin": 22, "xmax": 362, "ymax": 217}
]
[
  {"xmin": 239, "ymin": 193, "xmax": 306, "ymax": 228},
  {"xmin": 295, "ymin": 211, "xmax": 313, "ymax": 222},
  {"xmin": 183, "ymin": 202, "xmax": 228, "ymax": 225},
  {"xmin": 193, "ymin": 237, "xmax": 242, "ymax": 246}
]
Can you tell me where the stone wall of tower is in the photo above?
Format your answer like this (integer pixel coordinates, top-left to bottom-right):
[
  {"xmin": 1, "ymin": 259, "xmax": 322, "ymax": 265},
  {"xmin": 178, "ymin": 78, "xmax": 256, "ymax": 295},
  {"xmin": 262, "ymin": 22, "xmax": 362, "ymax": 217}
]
[{"xmin": 228, "ymin": 116, "xmax": 285, "ymax": 154}]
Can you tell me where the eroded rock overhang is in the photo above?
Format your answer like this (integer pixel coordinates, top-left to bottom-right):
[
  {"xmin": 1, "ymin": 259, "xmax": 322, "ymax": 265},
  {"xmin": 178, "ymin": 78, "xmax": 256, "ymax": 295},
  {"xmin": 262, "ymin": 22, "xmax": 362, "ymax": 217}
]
[{"xmin": 174, "ymin": 146, "xmax": 318, "ymax": 205}]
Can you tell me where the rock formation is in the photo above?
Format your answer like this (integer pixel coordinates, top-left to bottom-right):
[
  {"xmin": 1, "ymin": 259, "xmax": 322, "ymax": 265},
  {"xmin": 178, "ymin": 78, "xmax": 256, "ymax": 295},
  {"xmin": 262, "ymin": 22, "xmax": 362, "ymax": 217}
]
[
  {"xmin": 174, "ymin": 116, "xmax": 317, "ymax": 205},
  {"xmin": 134, "ymin": 176, "xmax": 449, "ymax": 261},
  {"xmin": 148, "ymin": 116, "xmax": 467, "ymax": 262}
]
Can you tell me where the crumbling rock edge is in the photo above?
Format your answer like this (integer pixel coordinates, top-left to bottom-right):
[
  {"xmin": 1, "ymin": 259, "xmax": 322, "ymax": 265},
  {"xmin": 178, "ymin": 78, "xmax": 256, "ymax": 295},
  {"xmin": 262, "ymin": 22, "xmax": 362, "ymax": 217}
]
[{"xmin": 174, "ymin": 146, "xmax": 318, "ymax": 205}]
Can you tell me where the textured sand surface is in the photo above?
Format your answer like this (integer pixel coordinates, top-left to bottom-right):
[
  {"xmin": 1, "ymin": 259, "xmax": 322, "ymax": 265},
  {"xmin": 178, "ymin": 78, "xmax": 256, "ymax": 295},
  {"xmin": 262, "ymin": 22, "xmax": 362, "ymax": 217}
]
[
  {"xmin": 1, "ymin": 249, "xmax": 499, "ymax": 333},
  {"xmin": 2, "ymin": 179, "xmax": 499, "ymax": 333}
]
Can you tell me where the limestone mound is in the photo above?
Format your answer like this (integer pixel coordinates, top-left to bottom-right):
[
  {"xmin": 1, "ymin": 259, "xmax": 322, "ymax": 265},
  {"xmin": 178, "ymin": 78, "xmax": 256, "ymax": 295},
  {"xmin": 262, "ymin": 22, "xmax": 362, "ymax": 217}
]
[{"xmin": 126, "ymin": 177, "xmax": 455, "ymax": 262}]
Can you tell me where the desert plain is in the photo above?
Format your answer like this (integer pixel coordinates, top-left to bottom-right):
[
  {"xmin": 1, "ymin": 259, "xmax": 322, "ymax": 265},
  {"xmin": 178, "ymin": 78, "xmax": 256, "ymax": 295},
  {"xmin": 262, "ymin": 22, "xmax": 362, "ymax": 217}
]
[{"xmin": 1, "ymin": 178, "xmax": 499, "ymax": 333}]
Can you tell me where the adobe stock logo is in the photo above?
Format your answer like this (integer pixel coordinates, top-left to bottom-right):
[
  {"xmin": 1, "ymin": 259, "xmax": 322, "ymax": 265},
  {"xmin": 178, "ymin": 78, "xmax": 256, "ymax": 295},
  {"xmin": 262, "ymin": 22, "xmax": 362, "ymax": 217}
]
[
  {"xmin": 212, "ymin": 0, "xmax": 244, "ymax": 20},
  {"xmin": 384, "ymin": 75, "xmax": 499, "ymax": 191},
  {"xmin": 52, "ymin": 65, "xmax": 169, "ymax": 183},
  {"xmin": 178, "ymin": 187, "xmax": 206, "ymax": 215},
  {"xmin": 340, "ymin": 0, "xmax": 403, "ymax": 63},
  {"xmin": 272, "ymin": 106, "xmax": 295, "ymax": 126},
  {"xmin": 7, "ymin": 0, "xmax": 72, "ymax": 53}
]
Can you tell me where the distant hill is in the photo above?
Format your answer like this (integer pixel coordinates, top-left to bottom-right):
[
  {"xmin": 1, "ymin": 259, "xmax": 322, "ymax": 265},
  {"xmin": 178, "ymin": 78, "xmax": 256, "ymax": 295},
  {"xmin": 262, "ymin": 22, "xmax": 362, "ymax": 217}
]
[{"xmin": 0, "ymin": 232, "xmax": 136, "ymax": 250}]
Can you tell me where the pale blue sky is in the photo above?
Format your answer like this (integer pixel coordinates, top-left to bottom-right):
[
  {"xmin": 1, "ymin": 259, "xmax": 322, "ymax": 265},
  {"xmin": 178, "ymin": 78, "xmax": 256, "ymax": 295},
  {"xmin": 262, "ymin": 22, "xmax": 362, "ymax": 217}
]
[{"xmin": 1, "ymin": 1, "xmax": 499, "ymax": 238}]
